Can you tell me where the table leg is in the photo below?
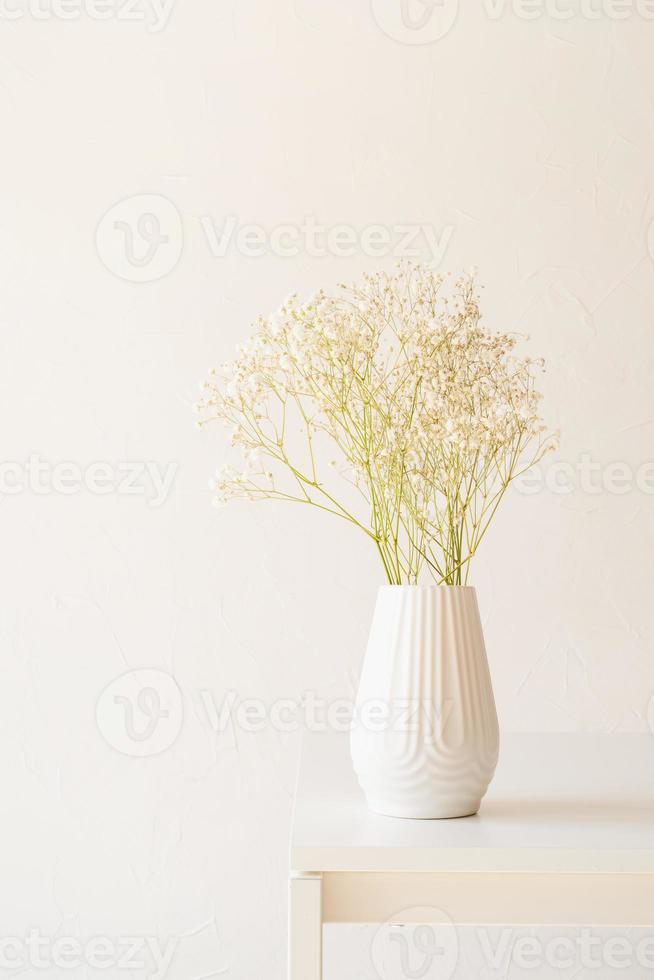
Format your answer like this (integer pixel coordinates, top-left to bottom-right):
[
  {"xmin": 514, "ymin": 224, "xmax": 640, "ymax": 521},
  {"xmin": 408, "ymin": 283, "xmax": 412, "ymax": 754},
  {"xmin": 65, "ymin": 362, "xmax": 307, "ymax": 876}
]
[{"xmin": 289, "ymin": 872, "xmax": 322, "ymax": 980}]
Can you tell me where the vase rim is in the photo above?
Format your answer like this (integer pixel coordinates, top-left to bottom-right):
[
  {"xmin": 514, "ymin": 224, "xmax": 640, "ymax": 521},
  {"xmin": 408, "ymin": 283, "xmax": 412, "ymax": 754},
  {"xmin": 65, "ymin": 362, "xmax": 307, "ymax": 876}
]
[{"xmin": 378, "ymin": 584, "xmax": 476, "ymax": 590}]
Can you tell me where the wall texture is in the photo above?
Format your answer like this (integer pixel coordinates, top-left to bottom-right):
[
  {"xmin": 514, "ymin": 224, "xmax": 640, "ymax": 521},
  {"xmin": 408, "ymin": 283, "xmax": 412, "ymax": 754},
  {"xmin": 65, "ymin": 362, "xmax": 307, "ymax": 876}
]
[{"xmin": 1, "ymin": 1, "xmax": 654, "ymax": 977}]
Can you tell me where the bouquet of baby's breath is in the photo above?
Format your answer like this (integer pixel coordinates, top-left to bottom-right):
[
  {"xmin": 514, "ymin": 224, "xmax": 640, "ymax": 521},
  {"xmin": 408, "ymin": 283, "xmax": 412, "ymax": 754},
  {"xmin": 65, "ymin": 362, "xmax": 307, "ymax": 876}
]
[{"xmin": 198, "ymin": 264, "xmax": 556, "ymax": 585}]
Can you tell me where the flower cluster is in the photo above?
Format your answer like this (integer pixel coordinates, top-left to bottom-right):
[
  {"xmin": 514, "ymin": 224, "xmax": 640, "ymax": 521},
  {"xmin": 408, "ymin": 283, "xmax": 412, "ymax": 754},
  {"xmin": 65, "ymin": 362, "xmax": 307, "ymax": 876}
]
[{"xmin": 198, "ymin": 264, "xmax": 556, "ymax": 584}]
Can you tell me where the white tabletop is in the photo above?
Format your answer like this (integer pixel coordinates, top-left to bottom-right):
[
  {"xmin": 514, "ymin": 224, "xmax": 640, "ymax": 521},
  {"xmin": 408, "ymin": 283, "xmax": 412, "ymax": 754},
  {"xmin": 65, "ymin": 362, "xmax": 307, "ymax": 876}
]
[{"xmin": 290, "ymin": 732, "xmax": 654, "ymax": 874}]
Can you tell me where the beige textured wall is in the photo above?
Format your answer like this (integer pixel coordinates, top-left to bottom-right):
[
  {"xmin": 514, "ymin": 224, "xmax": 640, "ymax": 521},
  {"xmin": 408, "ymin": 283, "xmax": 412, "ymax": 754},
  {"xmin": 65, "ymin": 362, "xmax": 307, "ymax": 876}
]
[{"xmin": 1, "ymin": 1, "xmax": 654, "ymax": 977}]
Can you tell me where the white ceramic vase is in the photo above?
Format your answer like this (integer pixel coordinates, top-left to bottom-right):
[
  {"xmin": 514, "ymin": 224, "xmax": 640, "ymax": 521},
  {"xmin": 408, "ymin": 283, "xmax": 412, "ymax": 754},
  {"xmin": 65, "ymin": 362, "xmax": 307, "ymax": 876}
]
[{"xmin": 350, "ymin": 585, "xmax": 499, "ymax": 819}]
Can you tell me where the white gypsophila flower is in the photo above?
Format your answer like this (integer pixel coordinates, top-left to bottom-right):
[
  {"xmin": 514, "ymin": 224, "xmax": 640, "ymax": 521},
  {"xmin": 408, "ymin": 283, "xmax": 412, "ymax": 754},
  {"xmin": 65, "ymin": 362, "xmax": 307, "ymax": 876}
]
[{"xmin": 197, "ymin": 263, "xmax": 557, "ymax": 584}]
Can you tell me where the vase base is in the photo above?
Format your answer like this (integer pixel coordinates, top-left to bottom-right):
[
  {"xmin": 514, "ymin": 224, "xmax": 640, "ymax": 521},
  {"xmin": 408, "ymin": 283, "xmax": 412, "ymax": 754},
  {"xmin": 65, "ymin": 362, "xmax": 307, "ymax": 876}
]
[{"xmin": 365, "ymin": 797, "xmax": 481, "ymax": 820}]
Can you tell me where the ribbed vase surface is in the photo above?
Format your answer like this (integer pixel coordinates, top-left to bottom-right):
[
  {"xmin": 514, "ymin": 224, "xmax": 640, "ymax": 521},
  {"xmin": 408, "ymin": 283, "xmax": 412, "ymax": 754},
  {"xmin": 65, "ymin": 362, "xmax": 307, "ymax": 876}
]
[{"xmin": 350, "ymin": 585, "xmax": 499, "ymax": 819}]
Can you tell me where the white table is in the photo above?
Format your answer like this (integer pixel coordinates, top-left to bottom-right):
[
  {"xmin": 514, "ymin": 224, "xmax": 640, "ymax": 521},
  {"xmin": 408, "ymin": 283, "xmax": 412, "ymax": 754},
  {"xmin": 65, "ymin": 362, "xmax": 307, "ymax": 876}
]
[{"xmin": 288, "ymin": 732, "xmax": 654, "ymax": 979}]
